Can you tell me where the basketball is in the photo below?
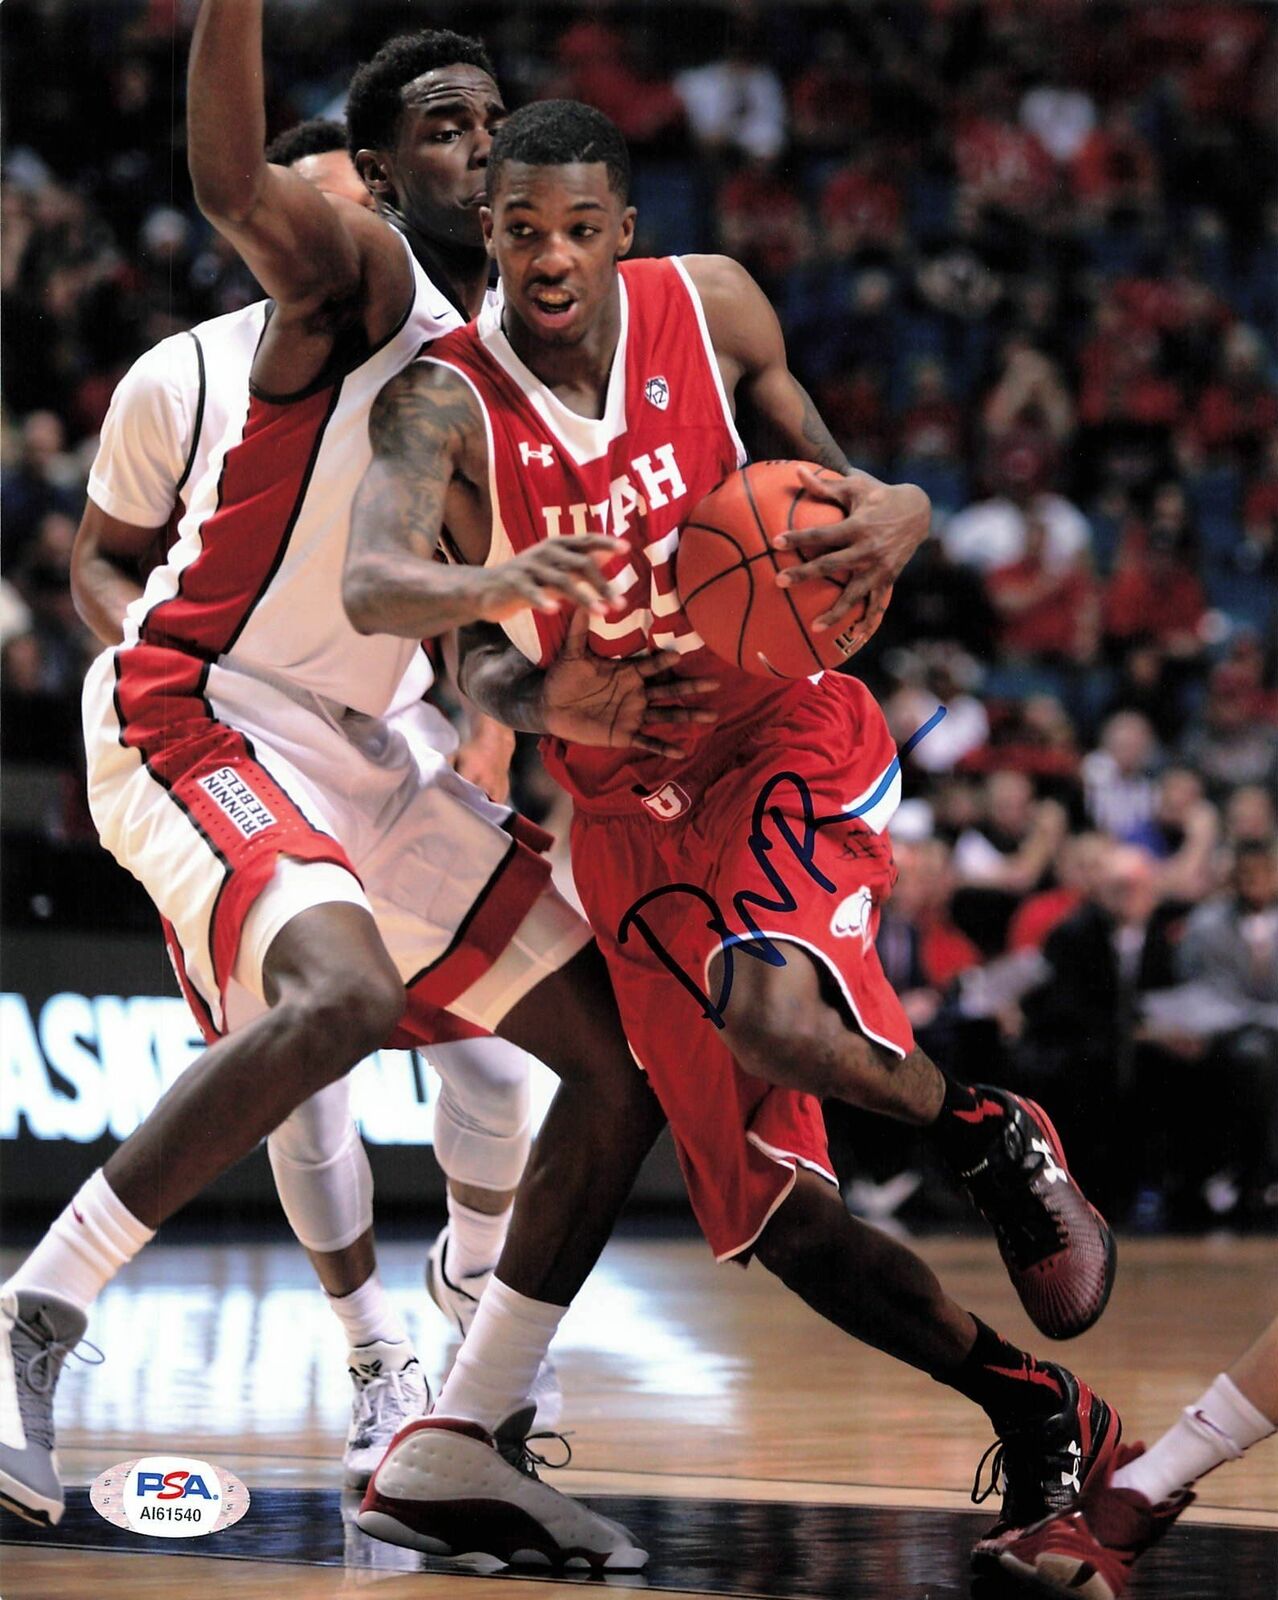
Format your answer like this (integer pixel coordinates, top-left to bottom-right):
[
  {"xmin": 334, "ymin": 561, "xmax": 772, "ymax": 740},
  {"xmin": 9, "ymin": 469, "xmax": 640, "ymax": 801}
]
[{"xmin": 676, "ymin": 461, "xmax": 893, "ymax": 677}]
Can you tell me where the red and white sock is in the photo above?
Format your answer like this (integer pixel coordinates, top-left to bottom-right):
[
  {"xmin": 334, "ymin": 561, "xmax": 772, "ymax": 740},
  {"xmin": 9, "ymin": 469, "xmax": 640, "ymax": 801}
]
[
  {"xmin": 4, "ymin": 1170, "xmax": 154, "ymax": 1312},
  {"xmin": 1114, "ymin": 1374, "xmax": 1276, "ymax": 1504}
]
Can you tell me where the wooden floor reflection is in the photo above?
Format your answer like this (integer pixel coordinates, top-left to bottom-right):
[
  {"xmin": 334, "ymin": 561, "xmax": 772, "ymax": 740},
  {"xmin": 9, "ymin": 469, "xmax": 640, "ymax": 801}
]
[{"xmin": 1, "ymin": 1233, "xmax": 1274, "ymax": 1598}]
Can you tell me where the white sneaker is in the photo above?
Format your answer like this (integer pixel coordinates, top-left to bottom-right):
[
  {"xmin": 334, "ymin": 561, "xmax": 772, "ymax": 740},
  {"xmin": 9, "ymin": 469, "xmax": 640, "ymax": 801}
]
[
  {"xmin": 356, "ymin": 1415, "xmax": 647, "ymax": 1571},
  {"xmin": 344, "ymin": 1341, "xmax": 430, "ymax": 1490},
  {"xmin": 426, "ymin": 1227, "xmax": 563, "ymax": 1430}
]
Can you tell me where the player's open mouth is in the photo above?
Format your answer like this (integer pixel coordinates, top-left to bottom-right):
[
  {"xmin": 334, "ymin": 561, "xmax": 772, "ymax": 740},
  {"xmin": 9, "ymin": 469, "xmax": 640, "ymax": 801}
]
[{"xmin": 530, "ymin": 288, "xmax": 576, "ymax": 315}]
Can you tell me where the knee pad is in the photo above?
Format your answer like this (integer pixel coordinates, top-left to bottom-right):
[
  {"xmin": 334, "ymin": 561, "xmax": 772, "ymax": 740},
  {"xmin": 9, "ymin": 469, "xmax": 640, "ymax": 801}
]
[
  {"xmin": 267, "ymin": 1079, "xmax": 373, "ymax": 1253},
  {"xmin": 430, "ymin": 1037, "xmax": 533, "ymax": 1192}
]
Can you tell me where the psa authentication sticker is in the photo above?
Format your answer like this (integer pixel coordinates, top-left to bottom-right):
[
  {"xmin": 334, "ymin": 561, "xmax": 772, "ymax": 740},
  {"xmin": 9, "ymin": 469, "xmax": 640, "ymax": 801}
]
[{"xmin": 91, "ymin": 1456, "xmax": 250, "ymax": 1539}]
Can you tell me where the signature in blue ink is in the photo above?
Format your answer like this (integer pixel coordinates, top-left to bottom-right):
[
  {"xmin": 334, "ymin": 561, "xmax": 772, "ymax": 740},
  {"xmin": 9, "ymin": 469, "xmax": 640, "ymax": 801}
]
[{"xmin": 616, "ymin": 707, "xmax": 947, "ymax": 1029}]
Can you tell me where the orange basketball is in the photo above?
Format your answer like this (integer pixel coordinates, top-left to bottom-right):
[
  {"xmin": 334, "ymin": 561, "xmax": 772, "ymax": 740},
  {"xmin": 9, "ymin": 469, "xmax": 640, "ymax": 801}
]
[{"xmin": 676, "ymin": 461, "xmax": 893, "ymax": 677}]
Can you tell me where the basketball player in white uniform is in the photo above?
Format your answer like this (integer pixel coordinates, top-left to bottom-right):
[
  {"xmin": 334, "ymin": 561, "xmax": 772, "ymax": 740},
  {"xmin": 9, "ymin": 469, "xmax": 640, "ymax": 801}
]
[
  {"xmin": 0, "ymin": 7, "xmax": 714, "ymax": 1564},
  {"xmin": 69, "ymin": 116, "xmax": 556, "ymax": 1488}
]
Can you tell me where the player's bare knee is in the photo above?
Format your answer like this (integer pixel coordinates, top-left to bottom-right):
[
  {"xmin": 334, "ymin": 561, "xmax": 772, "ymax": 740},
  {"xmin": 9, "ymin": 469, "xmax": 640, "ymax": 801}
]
[
  {"xmin": 754, "ymin": 1180, "xmax": 844, "ymax": 1286},
  {"xmin": 275, "ymin": 964, "xmax": 403, "ymax": 1077}
]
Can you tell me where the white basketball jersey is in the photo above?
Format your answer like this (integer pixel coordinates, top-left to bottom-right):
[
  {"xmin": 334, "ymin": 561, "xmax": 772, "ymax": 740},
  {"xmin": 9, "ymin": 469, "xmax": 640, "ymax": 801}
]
[{"xmin": 113, "ymin": 234, "xmax": 466, "ymax": 717}]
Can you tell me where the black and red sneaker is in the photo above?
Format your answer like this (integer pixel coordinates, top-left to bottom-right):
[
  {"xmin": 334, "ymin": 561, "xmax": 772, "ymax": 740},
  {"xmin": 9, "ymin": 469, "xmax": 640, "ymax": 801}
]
[
  {"xmin": 970, "ymin": 1362, "xmax": 1122, "ymax": 1567},
  {"xmin": 954, "ymin": 1089, "xmax": 1116, "ymax": 1340},
  {"xmin": 997, "ymin": 1442, "xmax": 1193, "ymax": 1598}
]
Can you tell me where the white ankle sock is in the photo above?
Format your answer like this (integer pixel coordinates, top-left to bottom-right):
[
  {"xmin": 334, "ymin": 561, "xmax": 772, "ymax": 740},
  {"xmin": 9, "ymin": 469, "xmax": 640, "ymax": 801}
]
[
  {"xmin": 445, "ymin": 1195, "xmax": 512, "ymax": 1281},
  {"xmin": 434, "ymin": 1275, "xmax": 564, "ymax": 1432},
  {"xmin": 327, "ymin": 1269, "xmax": 409, "ymax": 1351},
  {"xmin": 1114, "ymin": 1374, "xmax": 1277, "ymax": 1504},
  {"xmin": 5, "ymin": 1170, "xmax": 155, "ymax": 1313}
]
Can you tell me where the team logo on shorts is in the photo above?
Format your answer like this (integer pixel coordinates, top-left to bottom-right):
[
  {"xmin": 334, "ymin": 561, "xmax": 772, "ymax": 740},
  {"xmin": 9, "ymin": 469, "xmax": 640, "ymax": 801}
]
[
  {"xmin": 644, "ymin": 375, "xmax": 670, "ymax": 411},
  {"xmin": 829, "ymin": 886, "xmax": 874, "ymax": 948},
  {"xmin": 90, "ymin": 1455, "xmax": 250, "ymax": 1539},
  {"xmin": 197, "ymin": 767, "xmax": 276, "ymax": 838},
  {"xmin": 640, "ymin": 781, "xmax": 691, "ymax": 821}
]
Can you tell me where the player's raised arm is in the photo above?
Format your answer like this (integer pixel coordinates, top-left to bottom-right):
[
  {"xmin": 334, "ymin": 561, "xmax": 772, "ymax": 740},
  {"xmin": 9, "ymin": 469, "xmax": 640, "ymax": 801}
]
[
  {"xmin": 188, "ymin": 0, "xmax": 403, "ymax": 333},
  {"xmin": 344, "ymin": 362, "xmax": 619, "ymax": 639},
  {"xmin": 685, "ymin": 253, "xmax": 931, "ymax": 627}
]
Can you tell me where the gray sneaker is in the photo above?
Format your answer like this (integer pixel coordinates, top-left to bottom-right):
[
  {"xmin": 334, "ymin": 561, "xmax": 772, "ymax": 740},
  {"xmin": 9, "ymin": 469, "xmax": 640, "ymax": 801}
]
[{"xmin": 0, "ymin": 1288, "xmax": 99, "ymax": 1526}]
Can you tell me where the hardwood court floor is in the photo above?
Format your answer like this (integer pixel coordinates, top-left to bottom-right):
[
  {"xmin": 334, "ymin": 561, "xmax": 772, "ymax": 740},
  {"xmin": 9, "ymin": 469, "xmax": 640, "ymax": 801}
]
[{"xmin": 2, "ymin": 1232, "xmax": 1275, "ymax": 1599}]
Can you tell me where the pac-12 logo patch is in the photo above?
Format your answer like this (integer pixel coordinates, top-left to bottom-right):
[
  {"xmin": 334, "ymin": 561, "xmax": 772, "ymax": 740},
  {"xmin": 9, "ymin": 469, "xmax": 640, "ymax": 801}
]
[
  {"xmin": 644, "ymin": 375, "xmax": 669, "ymax": 411},
  {"xmin": 91, "ymin": 1455, "xmax": 250, "ymax": 1539},
  {"xmin": 197, "ymin": 767, "xmax": 276, "ymax": 838}
]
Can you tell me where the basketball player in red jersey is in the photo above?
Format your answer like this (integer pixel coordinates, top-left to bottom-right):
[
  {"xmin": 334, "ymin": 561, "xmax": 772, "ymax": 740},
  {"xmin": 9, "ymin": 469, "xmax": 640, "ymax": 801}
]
[{"xmin": 346, "ymin": 102, "xmax": 1120, "ymax": 1567}]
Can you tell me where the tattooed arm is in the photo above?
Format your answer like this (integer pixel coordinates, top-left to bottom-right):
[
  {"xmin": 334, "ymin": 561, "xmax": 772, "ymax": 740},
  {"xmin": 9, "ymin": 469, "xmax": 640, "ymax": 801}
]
[
  {"xmin": 344, "ymin": 361, "xmax": 619, "ymax": 639},
  {"xmin": 684, "ymin": 254, "xmax": 931, "ymax": 626}
]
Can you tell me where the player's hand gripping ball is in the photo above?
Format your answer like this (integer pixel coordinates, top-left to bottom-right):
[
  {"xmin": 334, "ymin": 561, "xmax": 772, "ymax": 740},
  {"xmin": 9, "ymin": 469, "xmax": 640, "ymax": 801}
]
[{"xmin": 676, "ymin": 461, "xmax": 893, "ymax": 677}]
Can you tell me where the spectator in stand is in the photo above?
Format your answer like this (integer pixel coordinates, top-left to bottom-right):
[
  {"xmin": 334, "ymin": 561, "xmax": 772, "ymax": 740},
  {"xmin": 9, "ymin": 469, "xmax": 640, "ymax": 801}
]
[
  {"xmin": 550, "ymin": 13, "xmax": 685, "ymax": 150},
  {"xmin": 814, "ymin": 365, "xmax": 890, "ymax": 473},
  {"xmin": 674, "ymin": 31, "xmax": 786, "ymax": 164},
  {"xmin": 1124, "ymin": 766, "xmax": 1221, "ymax": 904},
  {"xmin": 1082, "ymin": 710, "xmax": 1162, "ymax": 837},
  {"xmin": 953, "ymin": 65, "xmax": 1055, "ymax": 219},
  {"xmin": 1020, "ymin": 844, "xmax": 1184, "ymax": 1218},
  {"xmin": 1076, "ymin": 292, "xmax": 1184, "ymax": 437},
  {"xmin": 1237, "ymin": 430, "xmax": 1278, "ymax": 582},
  {"xmin": 986, "ymin": 513, "xmax": 1099, "ymax": 666},
  {"xmin": 716, "ymin": 158, "xmax": 810, "ymax": 289},
  {"xmin": 1187, "ymin": 323, "xmax": 1278, "ymax": 472},
  {"xmin": 952, "ymin": 769, "xmax": 1068, "ymax": 904},
  {"xmin": 896, "ymin": 358, "xmax": 964, "ymax": 464},
  {"xmin": 1225, "ymin": 785, "xmax": 1278, "ymax": 849},
  {"xmin": 1160, "ymin": 842, "xmax": 1278, "ymax": 1228},
  {"xmin": 789, "ymin": 28, "xmax": 871, "ymax": 155},
  {"xmin": 819, "ymin": 142, "xmax": 904, "ymax": 261},
  {"xmin": 879, "ymin": 838, "xmax": 983, "ymax": 1031},
  {"xmin": 872, "ymin": 536, "xmax": 999, "ymax": 663},
  {"xmin": 982, "ymin": 338, "xmax": 1076, "ymax": 449},
  {"xmin": 884, "ymin": 646, "xmax": 990, "ymax": 777},
  {"xmin": 962, "ymin": 696, "xmax": 1082, "ymax": 786},
  {"xmin": 1007, "ymin": 832, "xmax": 1111, "ymax": 954},
  {"xmin": 942, "ymin": 435, "xmax": 1092, "ymax": 574},
  {"xmin": 9, "ymin": 508, "xmax": 95, "ymax": 698},
  {"xmin": 1068, "ymin": 104, "xmax": 1158, "ymax": 225},
  {"xmin": 1103, "ymin": 483, "xmax": 1207, "ymax": 663},
  {"xmin": 1, "ymin": 410, "xmax": 83, "ymax": 571},
  {"xmin": 1180, "ymin": 661, "xmax": 1278, "ymax": 798}
]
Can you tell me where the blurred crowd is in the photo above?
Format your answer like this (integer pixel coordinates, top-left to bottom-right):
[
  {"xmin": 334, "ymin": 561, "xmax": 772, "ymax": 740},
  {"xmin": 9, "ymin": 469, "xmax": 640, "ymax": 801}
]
[{"xmin": 3, "ymin": 0, "xmax": 1276, "ymax": 1230}]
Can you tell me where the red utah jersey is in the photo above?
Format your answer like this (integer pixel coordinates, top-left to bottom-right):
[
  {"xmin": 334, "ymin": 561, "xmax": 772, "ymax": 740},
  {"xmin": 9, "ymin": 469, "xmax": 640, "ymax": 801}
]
[{"xmin": 425, "ymin": 256, "xmax": 816, "ymax": 808}]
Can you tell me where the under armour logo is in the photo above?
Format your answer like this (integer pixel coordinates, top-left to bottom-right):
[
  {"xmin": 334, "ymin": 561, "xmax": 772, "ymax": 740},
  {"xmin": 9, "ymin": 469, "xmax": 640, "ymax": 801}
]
[
  {"xmin": 1060, "ymin": 1439, "xmax": 1082, "ymax": 1494},
  {"xmin": 1032, "ymin": 1137, "xmax": 1068, "ymax": 1185},
  {"xmin": 830, "ymin": 887, "xmax": 874, "ymax": 948},
  {"xmin": 641, "ymin": 781, "xmax": 691, "ymax": 821},
  {"xmin": 644, "ymin": 375, "xmax": 669, "ymax": 411},
  {"xmin": 519, "ymin": 441, "xmax": 555, "ymax": 467}
]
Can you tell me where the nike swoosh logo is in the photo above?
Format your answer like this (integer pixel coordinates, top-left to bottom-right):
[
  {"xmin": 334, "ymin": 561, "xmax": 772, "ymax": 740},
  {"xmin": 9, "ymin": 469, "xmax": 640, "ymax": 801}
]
[
  {"xmin": 954, "ymin": 1097, "xmax": 1005, "ymax": 1124},
  {"xmin": 71, "ymin": 1205, "xmax": 85, "ymax": 1224}
]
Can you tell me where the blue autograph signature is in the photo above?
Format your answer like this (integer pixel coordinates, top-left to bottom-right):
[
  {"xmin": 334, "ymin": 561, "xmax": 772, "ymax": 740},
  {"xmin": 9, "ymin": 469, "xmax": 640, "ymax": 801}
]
[{"xmin": 616, "ymin": 706, "xmax": 947, "ymax": 1030}]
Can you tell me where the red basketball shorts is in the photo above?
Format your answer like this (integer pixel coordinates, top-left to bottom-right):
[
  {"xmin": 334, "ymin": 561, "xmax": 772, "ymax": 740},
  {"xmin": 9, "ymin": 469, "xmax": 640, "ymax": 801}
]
[{"xmin": 572, "ymin": 673, "xmax": 915, "ymax": 1261}]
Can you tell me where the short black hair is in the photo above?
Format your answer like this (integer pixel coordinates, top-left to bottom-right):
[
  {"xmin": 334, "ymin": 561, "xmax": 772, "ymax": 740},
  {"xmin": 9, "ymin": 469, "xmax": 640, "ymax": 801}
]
[
  {"xmin": 345, "ymin": 29, "xmax": 496, "ymax": 158},
  {"xmin": 264, "ymin": 118, "xmax": 348, "ymax": 168},
  {"xmin": 488, "ymin": 101, "xmax": 630, "ymax": 204}
]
